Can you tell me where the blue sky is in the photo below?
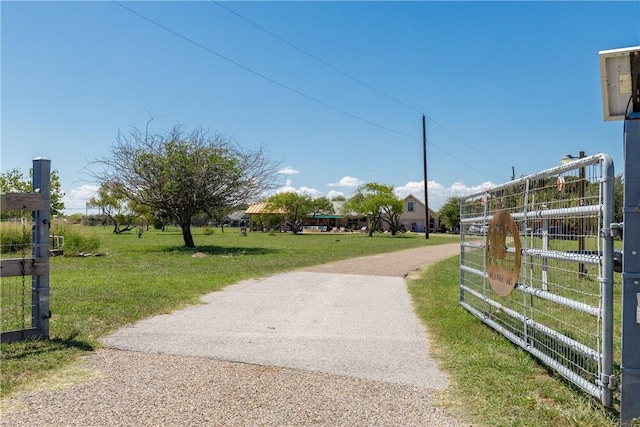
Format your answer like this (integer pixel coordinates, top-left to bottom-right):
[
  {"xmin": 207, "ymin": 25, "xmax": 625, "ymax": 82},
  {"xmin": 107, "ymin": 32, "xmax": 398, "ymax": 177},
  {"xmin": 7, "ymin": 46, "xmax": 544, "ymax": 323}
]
[{"xmin": 1, "ymin": 1, "xmax": 638, "ymax": 214}]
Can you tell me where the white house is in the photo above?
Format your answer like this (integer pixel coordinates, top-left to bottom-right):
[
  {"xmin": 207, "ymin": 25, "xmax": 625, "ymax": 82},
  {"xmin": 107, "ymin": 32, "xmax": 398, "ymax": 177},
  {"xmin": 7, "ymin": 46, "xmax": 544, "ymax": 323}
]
[{"xmin": 396, "ymin": 194, "xmax": 440, "ymax": 233}]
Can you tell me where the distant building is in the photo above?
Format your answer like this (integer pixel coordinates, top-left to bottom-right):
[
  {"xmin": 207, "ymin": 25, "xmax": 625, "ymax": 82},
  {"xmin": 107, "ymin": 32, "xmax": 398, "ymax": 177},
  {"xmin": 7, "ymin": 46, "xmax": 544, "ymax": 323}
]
[
  {"xmin": 392, "ymin": 194, "xmax": 440, "ymax": 233},
  {"xmin": 223, "ymin": 210, "xmax": 250, "ymax": 227}
]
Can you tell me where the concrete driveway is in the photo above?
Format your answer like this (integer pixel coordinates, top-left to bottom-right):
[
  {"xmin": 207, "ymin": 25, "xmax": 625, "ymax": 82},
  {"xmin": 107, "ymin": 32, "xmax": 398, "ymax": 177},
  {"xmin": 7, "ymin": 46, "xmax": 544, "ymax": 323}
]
[{"xmin": 101, "ymin": 243, "xmax": 461, "ymax": 389}]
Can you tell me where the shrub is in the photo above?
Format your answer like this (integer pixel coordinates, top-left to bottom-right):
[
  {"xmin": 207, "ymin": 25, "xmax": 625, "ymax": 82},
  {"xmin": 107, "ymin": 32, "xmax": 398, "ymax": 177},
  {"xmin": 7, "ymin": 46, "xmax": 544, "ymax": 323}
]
[
  {"xmin": 202, "ymin": 226, "xmax": 215, "ymax": 236},
  {"xmin": 51, "ymin": 225, "xmax": 101, "ymax": 255}
]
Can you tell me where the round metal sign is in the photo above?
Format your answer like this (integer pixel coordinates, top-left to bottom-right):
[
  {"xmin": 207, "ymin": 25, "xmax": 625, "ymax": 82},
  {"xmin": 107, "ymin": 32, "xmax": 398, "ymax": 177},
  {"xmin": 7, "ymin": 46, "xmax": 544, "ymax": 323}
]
[{"xmin": 485, "ymin": 210, "xmax": 522, "ymax": 297}]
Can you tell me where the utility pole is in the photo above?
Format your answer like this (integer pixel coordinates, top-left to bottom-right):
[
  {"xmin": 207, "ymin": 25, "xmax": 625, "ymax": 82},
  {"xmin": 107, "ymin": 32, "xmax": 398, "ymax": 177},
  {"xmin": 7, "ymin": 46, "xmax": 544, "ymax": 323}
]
[{"xmin": 422, "ymin": 114, "xmax": 429, "ymax": 239}]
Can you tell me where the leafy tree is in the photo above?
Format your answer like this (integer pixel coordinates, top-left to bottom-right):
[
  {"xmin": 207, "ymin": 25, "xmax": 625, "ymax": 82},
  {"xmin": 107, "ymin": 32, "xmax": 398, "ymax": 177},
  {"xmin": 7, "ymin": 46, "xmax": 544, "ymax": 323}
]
[
  {"xmin": 153, "ymin": 211, "xmax": 173, "ymax": 231},
  {"xmin": 90, "ymin": 123, "xmax": 279, "ymax": 248},
  {"xmin": 266, "ymin": 192, "xmax": 334, "ymax": 234},
  {"xmin": 380, "ymin": 196, "xmax": 404, "ymax": 235},
  {"xmin": 437, "ymin": 196, "xmax": 461, "ymax": 231},
  {"xmin": 343, "ymin": 183, "xmax": 403, "ymax": 236},
  {"xmin": 0, "ymin": 168, "xmax": 65, "ymax": 217},
  {"xmin": 309, "ymin": 196, "xmax": 335, "ymax": 217},
  {"xmin": 87, "ymin": 184, "xmax": 142, "ymax": 234},
  {"xmin": 0, "ymin": 168, "xmax": 27, "ymax": 193},
  {"xmin": 135, "ymin": 203, "xmax": 154, "ymax": 231}
]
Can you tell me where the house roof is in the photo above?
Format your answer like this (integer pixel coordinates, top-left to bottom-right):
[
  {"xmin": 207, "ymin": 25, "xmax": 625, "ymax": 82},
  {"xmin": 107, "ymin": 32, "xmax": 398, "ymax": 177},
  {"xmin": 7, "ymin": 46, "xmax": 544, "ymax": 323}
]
[
  {"xmin": 404, "ymin": 194, "xmax": 438, "ymax": 216},
  {"xmin": 404, "ymin": 194, "xmax": 425, "ymax": 206},
  {"xmin": 245, "ymin": 202, "xmax": 285, "ymax": 214}
]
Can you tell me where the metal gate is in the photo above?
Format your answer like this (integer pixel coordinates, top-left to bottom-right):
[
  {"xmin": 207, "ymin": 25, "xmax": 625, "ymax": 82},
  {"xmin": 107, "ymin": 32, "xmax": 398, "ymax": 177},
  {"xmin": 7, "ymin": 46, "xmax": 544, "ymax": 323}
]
[{"xmin": 459, "ymin": 153, "xmax": 618, "ymax": 407}]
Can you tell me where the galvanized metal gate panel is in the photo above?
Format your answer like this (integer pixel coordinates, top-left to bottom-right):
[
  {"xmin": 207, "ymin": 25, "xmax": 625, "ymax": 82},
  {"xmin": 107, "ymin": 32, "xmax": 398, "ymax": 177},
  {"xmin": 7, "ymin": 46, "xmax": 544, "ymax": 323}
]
[{"xmin": 459, "ymin": 153, "xmax": 617, "ymax": 406}]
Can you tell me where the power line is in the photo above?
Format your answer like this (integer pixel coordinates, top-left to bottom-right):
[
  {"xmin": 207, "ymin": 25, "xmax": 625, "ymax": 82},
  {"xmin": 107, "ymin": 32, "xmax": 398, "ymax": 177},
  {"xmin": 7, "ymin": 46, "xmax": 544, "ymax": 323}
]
[
  {"xmin": 425, "ymin": 116, "xmax": 512, "ymax": 168},
  {"xmin": 111, "ymin": 1, "xmax": 416, "ymax": 140},
  {"xmin": 430, "ymin": 144, "xmax": 503, "ymax": 181},
  {"xmin": 110, "ymin": 1, "xmax": 503, "ymax": 181},
  {"xmin": 211, "ymin": 0, "xmax": 424, "ymax": 116},
  {"xmin": 212, "ymin": 1, "xmax": 512, "ymax": 170}
]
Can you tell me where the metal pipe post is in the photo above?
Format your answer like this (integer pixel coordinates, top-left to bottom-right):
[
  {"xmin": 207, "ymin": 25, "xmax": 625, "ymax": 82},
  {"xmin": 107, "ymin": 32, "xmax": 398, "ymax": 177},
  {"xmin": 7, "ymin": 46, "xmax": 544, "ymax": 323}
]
[{"xmin": 600, "ymin": 154, "xmax": 615, "ymax": 408}]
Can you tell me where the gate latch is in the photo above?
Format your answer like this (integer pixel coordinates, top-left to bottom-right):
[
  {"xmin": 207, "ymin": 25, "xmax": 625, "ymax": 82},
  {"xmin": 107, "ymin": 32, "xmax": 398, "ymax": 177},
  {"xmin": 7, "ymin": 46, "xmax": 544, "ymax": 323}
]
[{"xmin": 603, "ymin": 223, "xmax": 623, "ymax": 238}]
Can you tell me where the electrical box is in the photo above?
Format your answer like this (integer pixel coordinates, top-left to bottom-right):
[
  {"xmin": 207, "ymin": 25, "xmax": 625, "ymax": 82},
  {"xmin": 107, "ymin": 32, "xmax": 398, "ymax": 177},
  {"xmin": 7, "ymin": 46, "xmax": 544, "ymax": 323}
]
[{"xmin": 599, "ymin": 46, "xmax": 640, "ymax": 121}]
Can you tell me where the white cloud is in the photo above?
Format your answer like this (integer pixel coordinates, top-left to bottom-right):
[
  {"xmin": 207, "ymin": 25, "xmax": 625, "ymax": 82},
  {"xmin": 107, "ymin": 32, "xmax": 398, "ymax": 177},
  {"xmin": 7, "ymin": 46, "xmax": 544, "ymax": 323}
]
[
  {"xmin": 296, "ymin": 187, "xmax": 323, "ymax": 198},
  {"xmin": 449, "ymin": 181, "xmax": 496, "ymax": 196},
  {"xmin": 326, "ymin": 190, "xmax": 345, "ymax": 200},
  {"xmin": 328, "ymin": 176, "xmax": 363, "ymax": 188},
  {"xmin": 273, "ymin": 179, "xmax": 322, "ymax": 198},
  {"xmin": 277, "ymin": 166, "xmax": 300, "ymax": 175},
  {"xmin": 275, "ymin": 179, "xmax": 296, "ymax": 193},
  {"xmin": 395, "ymin": 180, "xmax": 425, "ymax": 199},
  {"xmin": 61, "ymin": 184, "xmax": 100, "ymax": 214}
]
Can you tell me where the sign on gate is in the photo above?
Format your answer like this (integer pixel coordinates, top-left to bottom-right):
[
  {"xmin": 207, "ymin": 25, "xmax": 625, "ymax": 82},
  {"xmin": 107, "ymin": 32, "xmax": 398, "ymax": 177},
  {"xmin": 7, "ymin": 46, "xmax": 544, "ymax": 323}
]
[{"xmin": 485, "ymin": 210, "xmax": 521, "ymax": 297}]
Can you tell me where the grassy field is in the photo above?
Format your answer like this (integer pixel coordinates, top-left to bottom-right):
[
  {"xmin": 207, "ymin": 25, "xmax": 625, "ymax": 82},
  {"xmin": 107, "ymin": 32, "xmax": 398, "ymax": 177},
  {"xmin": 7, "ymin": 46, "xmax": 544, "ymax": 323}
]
[{"xmin": 0, "ymin": 224, "xmax": 625, "ymax": 425}]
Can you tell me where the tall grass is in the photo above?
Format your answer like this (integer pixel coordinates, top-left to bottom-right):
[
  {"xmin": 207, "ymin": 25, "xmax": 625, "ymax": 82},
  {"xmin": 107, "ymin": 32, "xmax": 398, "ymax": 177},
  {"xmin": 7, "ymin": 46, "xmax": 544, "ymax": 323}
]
[
  {"xmin": 0, "ymin": 223, "xmax": 30, "ymax": 254},
  {"xmin": 50, "ymin": 224, "xmax": 101, "ymax": 255},
  {"xmin": 1, "ymin": 222, "xmax": 100, "ymax": 256}
]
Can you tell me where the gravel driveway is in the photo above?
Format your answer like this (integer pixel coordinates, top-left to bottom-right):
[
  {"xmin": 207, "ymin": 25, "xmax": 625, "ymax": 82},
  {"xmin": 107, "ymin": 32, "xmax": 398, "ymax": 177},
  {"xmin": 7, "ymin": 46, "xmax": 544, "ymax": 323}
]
[{"xmin": 1, "ymin": 242, "xmax": 466, "ymax": 426}]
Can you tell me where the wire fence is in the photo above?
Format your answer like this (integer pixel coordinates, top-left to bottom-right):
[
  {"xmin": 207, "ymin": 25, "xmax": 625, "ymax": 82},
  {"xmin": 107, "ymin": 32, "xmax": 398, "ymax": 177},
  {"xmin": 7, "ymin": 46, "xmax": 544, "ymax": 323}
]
[
  {"xmin": 1, "ymin": 158, "xmax": 51, "ymax": 343},
  {"xmin": 0, "ymin": 218, "xmax": 35, "ymax": 334},
  {"xmin": 459, "ymin": 153, "xmax": 618, "ymax": 407}
]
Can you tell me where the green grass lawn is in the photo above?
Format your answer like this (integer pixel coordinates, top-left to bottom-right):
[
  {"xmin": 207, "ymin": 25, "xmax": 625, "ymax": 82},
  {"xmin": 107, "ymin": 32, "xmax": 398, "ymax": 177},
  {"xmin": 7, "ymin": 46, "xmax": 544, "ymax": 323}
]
[{"xmin": 0, "ymin": 225, "xmax": 625, "ymax": 425}]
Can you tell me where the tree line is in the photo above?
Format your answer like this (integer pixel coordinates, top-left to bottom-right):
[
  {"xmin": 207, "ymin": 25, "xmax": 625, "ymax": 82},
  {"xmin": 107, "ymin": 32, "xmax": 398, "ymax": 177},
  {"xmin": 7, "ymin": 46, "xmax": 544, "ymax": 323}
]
[
  {"xmin": 264, "ymin": 182, "xmax": 405, "ymax": 237},
  {"xmin": 1, "ymin": 123, "xmax": 410, "ymax": 249}
]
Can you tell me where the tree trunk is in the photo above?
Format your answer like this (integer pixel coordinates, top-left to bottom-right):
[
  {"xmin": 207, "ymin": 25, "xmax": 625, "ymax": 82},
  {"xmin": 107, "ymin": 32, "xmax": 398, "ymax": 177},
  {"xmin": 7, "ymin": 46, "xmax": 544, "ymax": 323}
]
[
  {"xmin": 107, "ymin": 213, "xmax": 119, "ymax": 234},
  {"xmin": 180, "ymin": 222, "xmax": 196, "ymax": 248}
]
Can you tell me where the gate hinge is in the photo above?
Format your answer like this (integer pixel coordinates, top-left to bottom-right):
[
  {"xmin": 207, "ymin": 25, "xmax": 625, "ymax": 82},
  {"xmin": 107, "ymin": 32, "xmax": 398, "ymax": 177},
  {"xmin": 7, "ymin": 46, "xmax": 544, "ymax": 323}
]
[{"xmin": 600, "ymin": 374, "xmax": 619, "ymax": 391}]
